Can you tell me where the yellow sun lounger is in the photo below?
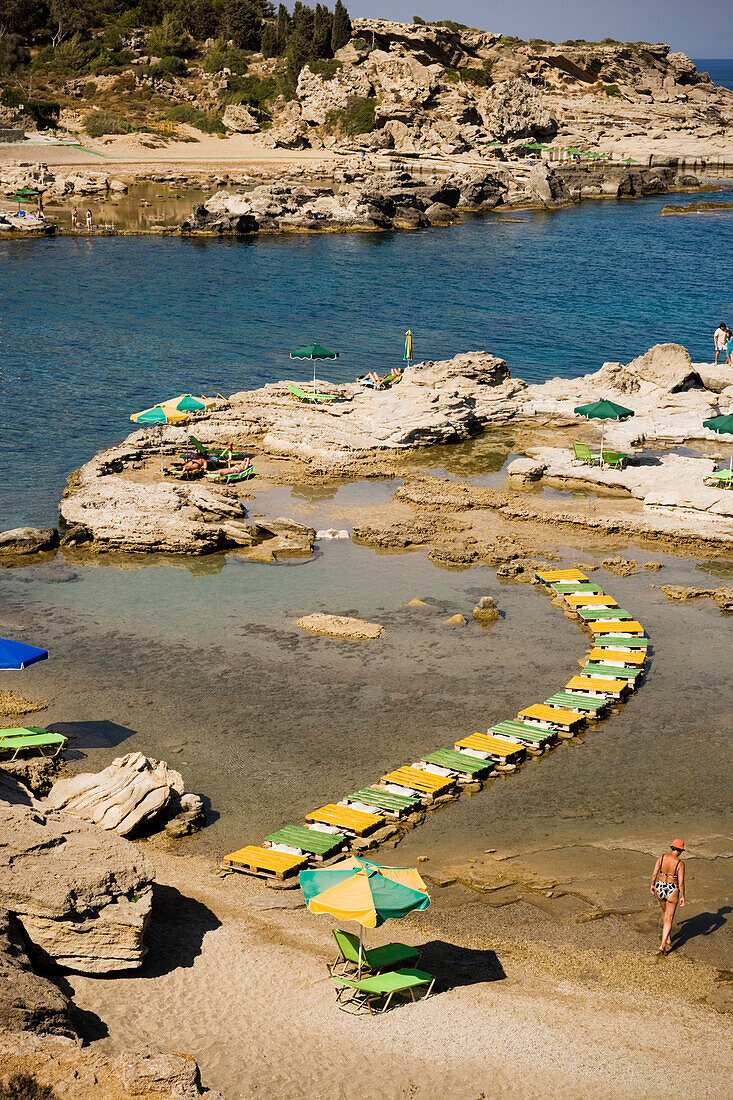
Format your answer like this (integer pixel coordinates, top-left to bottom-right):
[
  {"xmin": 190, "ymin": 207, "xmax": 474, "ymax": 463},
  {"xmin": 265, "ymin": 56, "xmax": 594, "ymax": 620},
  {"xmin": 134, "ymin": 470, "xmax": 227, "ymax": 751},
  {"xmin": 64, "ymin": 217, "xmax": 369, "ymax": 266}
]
[
  {"xmin": 223, "ymin": 845, "xmax": 308, "ymax": 879},
  {"xmin": 589, "ymin": 620, "xmax": 644, "ymax": 635},
  {"xmin": 587, "ymin": 647, "xmax": 645, "ymax": 666},
  {"xmin": 536, "ymin": 568, "xmax": 588, "ymax": 584},
  {"xmin": 381, "ymin": 767, "xmax": 455, "ymax": 797},
  {"xmin": 564, "ymin": 593, "xmax": 617, "ymax": 608},
  {"xmin": 519, "ymin": 703, "xmax": 585, "ymax": 732},
  {"xmin": 566, "ymin": 675, "xmax": 628, "ymax": 698},
  {"xmin": 306, "ymin": 804, "xmax": 384, "ymax": 836},
  {"xmin": 454, "ymin": 733, "xmax": 526, "ymax": 763}
]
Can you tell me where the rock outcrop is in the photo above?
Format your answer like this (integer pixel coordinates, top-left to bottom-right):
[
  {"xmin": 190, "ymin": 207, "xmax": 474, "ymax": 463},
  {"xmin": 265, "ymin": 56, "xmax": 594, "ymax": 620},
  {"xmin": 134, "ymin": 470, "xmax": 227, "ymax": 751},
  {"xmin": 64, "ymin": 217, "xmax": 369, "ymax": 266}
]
[
  {"xmin": 478, "ymin": 79, "xmax": 558, "ymax": 141},
  {"xmin": 0, "ymin": 1031, "xmax": 225, "ymax": 1100},
  {"xmin": 472, "ymin": 596, "xmax": 500, "ymax": 625},
  {"xmin": 0, "ymin": 802, "xmax": 153, "ymax": 972},
  {"xmin": 0, "ymin": 910, "xmax": 75, "ymax": 1036},
  {"xmin": 296, "ymin": 613, "xmax": 384, "ymax": 639},
  {"xmin": 44, "ymin": 752, "xmax": 199, "ymax": 837},
  {"xmin": 0, "ymin": 527, "xmax": 59, "ymax": 556}
]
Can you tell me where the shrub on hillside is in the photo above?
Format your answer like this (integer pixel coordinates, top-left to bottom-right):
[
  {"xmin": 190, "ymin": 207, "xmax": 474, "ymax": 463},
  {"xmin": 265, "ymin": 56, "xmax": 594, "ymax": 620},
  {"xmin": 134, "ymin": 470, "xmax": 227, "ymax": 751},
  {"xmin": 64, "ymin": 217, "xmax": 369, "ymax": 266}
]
[
  {"xmin": 147, "ymin": 15, "xmax": 191, "ymax": 59},
  {"xmin": 327, "ymin": 95, "xmax": 375, "ymax": 135},
  {"xmin": 203, "ymin": 38, "xmax": 251, "ymax": 74},
  {"xmin": 0, "ymin": 1072, "xmax": 59, "ymax": 1100},
  {"xmin": 604, "ymin": 83, "xmax": 621, "ymax": 96},
  {"xmin": 166, "ymin": 103, "xmax": 225, "ymax": 133},
  {"xmin": 85, "ymin": 109, "xmax": 127, "ymax": 136}
]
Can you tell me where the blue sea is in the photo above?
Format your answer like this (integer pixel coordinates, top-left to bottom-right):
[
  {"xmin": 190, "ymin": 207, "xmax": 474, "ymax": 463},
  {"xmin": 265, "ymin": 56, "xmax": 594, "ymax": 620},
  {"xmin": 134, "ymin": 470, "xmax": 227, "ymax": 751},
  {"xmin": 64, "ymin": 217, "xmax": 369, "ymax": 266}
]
[
  {"xmin": 693, "ymin": 58, "xmax": 733, "ymax": 91},
  {"xmin": 1, "ymin": 187, "xmax": 732, "ymax": 529}
]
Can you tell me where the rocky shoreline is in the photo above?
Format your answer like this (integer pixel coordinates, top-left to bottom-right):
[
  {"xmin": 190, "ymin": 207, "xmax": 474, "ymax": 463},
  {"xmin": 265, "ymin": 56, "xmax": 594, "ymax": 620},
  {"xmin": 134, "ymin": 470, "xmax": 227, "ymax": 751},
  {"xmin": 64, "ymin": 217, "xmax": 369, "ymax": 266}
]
[{"xmin": 6, "ymin": 342, "xmax": 722, "ymax": 561}]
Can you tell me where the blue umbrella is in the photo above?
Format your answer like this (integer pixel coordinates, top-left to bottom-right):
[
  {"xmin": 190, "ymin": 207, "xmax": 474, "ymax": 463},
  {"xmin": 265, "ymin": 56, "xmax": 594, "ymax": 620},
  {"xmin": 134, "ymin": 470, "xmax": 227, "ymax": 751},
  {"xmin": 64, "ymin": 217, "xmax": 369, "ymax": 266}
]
[{"xmin": 0, "ymin": 637, "xmax": 49, "ymax": 670}]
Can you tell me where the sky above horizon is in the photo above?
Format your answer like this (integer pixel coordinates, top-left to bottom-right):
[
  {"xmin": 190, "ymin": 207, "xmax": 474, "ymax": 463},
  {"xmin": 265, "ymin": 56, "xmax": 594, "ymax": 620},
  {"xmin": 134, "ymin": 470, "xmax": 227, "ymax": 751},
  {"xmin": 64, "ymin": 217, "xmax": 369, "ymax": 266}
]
[{"xmin": 352, "ymin": 1, "xmax": 730, "ymax": 58}]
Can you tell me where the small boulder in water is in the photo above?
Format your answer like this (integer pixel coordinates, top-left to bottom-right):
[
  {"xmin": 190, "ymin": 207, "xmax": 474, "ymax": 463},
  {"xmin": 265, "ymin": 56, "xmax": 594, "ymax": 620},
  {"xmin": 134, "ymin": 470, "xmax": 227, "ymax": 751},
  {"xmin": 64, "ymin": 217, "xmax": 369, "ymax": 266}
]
[{"xmin": 297, "ymin": 612, "xmax": 383, "ymax": 639}]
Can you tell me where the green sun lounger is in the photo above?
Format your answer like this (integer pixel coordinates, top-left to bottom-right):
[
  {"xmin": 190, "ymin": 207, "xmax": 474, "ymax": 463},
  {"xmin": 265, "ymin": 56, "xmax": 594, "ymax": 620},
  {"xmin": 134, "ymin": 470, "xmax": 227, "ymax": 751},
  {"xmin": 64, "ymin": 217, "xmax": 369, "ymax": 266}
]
[
  {"xmin": 581, "ymin": 662, "xmax": 642, "ymax": 682},
  {"xmin": 552, "ymin": 582, "xmax": 603, "ymax": 595},
  {"xmin": 576, "ymin": 608, "xmax": 633, "ymax": 621},
  {"xmin": 593, "ymin": 634, "xmax": 649, "ymax": 650},
  {"xmin": 330, "ymin": 929, "xmax": 420, "ymax": 977},
  {"xmin": 0, "ymin": 727, "xmax": 67, "ymax": 760},
  {"xmin": 572, "ymin": 441, "xmax": 601, "ymax": 466},
  {"xmin": 265, "ymin": 825, "xmax": 346, "ymax": 860},
  {"xmin": 421, "ymin": 749, "xmax": 494, "ymax": 778},
  {"xmin": 188, "ymin": 435, "xmax": 244, "ymax": 461},
  {"xmin": 489, "ymin": 720, "xmax": 554, "ymax": 747},
  {"xmin": 601, "ymin": 450, "xmax": 628, "ymax": 469},
  {"xmin": 287, "ymin": 383, "xmax": 337, "ymax": 404},
  {"xmin": 346, "ymin": 788, "xmax": 423, "ymax": 816},
  {"xmin": 203, "ymin": 462, "xmax": 255, "ymax": 484},
  {"xmin": 332, "ymin": 967, "xmax": 435, "ymax": 1012},
  {"xmin": 545, "ymin": 692, "xmax": 609, "ymax": 715},
  {"xmin": 703, "ymin": 468, "xmax": 733, "ymax": 487}
]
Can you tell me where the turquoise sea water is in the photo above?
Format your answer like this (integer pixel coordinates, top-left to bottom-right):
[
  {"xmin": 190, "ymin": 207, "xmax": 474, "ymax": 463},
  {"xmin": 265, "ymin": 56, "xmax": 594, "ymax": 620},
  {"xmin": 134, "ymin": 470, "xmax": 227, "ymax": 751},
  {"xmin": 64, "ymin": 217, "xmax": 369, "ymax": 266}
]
[{"xmin": 1, "ymin": 188, "xmax": 732, "ymax": 529}]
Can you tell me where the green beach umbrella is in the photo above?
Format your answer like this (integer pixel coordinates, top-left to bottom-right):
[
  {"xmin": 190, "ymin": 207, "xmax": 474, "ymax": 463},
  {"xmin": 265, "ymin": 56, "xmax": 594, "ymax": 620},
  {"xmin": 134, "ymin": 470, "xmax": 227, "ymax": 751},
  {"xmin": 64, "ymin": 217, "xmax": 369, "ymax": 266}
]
[
  {"xmin": 290, "ymin": 343, "xmax": 339, "ymax": 395},
  {"xmin": 575, "ymin": 399, "xmax": 635, "ymax": 465},
  {"xmin": 703, "ymin": 413, "xmax": 733, "ymax": 484},
  {"xmin": 300, "ymin": 856, "xmax": 430, "ymax": 975},
  {"xmin": 130, "ymin": 404, "xmax": 190, "ymax": 424}
]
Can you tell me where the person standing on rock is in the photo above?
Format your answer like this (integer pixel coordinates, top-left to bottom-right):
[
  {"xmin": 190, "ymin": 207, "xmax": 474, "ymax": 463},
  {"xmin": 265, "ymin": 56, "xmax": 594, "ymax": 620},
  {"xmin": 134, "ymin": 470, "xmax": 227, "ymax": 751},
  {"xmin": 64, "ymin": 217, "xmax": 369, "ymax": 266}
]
[
  {"xmin": 725, "ymin": 326, "xmax": 733, "ymax": 366},
  {"xmin": 714, "ymin": 323, "xmax": 728, "ymax": 364},
  {"xmin": 86, "ymin": 208, "xmax": 92, "ymax": 231},
  {"xmin": 71, "ymin": 206, "xmax": 78, "ymax": 229},
  {"xmin": 650, "ymin": 840, "xmax": 686, "ymax": 953}
]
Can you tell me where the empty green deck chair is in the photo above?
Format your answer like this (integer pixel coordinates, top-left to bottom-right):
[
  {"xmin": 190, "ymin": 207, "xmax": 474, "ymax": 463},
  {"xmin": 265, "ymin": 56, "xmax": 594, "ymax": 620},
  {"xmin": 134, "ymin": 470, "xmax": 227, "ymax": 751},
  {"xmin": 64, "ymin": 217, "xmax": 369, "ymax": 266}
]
[
  {"xmin": 0, "ymin": 727, "xmax": 67, "ymax": 760},
  {"xmin": 332, "ymin": 967, "xmax": 435, "ymax": 1013},
  {"xmin": 287, "ymin": 383, "xmax": 337, "ymax": 404},
  {"xmin": 421, "ymin": 749, "xmax": 494, "ymax": 779},
  {"xmin": 601, "ymin": 450, "xmax": 628, "ymax": 469},
  {"xmin": 703, "ymin": 468, "xmax": 733, "ymax": 488},
  {"xmin": 545, "ymin": 692, "xmax": 609, "ymax": 716},
  {"xmin": 572, "ymin": 441, "xmax": 601, "ymax": 466},
  {"xmin": 577, "ymin": 608, "xmax": 633, "ymax": 621},
  {"xmin": 265, "ymin": 825, "xmax": 346, "ymax": 860},
  {"xmin": 593, "ymin": 634, "xmax": 649, "ymax": 650},
  {"xmin": 552, "ymin": 582, "xmax": 603, "ymax": 595},
  {"xmin": 346, "ymin": 788, "xmax": 422, "ymax": 816},
  {"xmin": 330, "ymin": 929, "xmax": 420, "ymax": 977},
  {"xmin": 581, "ymin": 662, "xmax": 642, "ymax": 682},
  {"xmin": 188, "ymin": 435, "xmax": 244, "ymax": 461},
  {"xmin": 489, "ymin": 720, "xmax": 554, "ymax": 747}
]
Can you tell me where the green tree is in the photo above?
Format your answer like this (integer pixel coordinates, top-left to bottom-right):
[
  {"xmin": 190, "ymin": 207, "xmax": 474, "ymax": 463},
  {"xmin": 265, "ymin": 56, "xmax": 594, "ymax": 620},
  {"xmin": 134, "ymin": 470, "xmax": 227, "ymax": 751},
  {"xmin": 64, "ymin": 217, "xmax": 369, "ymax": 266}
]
[
  {"xmin": 224, "ymin": 0, "xmax": 263, "ymax": 50},
  {"xmin": 274, "ymin": 0, "xmax": 288, "ymax": 51},
  {"xmin": 260, "ymin": 20, "xmax": 277, "ymax": 56},
  {"xmin": 174, "ymin": 0, "xmax": 224, "ymax": 40},
  {"xmin": 285, "ymin": 23, "xmax": 311, "ymax": 82},
  {"xmin": 0, "ymin": 0, "xmax": 49, "ymax": 41},
  {"xmin": 147, "ymin": 13, "xmax": 190, "ymax": 57},
  {"xmin": 49, "ymin": 0, "xmax": 91, "ymax": 47},
  {"xmin": 330, "ymin": 0, "xmax": 349, "ymax": 52},
  {"xmin": 312, "ymin": 2, "xmax": 331, "ymax": 57}
]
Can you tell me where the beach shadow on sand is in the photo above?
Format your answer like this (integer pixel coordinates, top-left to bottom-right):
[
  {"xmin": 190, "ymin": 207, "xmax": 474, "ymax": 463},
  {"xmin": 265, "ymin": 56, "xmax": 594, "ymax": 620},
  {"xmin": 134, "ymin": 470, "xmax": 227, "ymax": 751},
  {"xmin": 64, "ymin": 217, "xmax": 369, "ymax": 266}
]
[
  {"xmin": 418, "ymin": 940, "xmax": 507, "ymax": 992},
  {"xmin": 140, "ymin": 884, "xmax": 222, "ymax": 978},
  {"xmin": 50, "ymin": 720, "xmax": 138, "ymax": 754},
  {"xmin": 671, "ymin": 906, "xmax": 732, "ymax": 952}
]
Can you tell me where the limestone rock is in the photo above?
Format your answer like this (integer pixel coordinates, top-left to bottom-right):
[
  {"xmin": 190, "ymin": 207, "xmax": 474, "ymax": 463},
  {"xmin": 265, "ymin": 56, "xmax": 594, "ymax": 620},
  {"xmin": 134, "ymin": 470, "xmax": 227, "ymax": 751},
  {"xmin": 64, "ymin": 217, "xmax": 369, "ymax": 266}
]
[
  {"xmin": 296, "ymin": 613, "xmax": 384, "ymax": 639},
  {"xmin": 0, "ymin": 1031, "xmax": 225, "ymax": 1100},
  {"xmin": 0, "ymin": 527, "xmax": 59, "ymax": 555},
  {"xmin": 472, "ymin": 596, "xmax": 500, "ymax": 625},
  {"xmin": 601, "ymin": 557, "xmax": 638, "ymax": 576},
  {"xmin": 0, "ymin": 804, "xmax": 153, "ymax": 972},
  {"xmin": 45, "ymin": 752, "xmax": 185, "ymax": 837},
  {"xmin": 444, "ymin": 613, "xmax": 466, "ymax": 624},
  {"xmin": 164, "ymin": 793, "xmax": 206, "ymax": 838},
  {"xmin": 0, "ymin": 910, "xmax": 75, "ymax": 1036},
  {"xmin": 506, "ymin": 456, "xmax": 546, "ymax": 482},
  {"xmin": 478, "ymin": 79, "xmax": 558, "ymax": 142},
  {"xmin": 222, "ymin": 104, "xmax": 261, "ymax": 133},
  {"xmin": 297, "ymin": 63, "xmax": 373, "ymax": 124}
]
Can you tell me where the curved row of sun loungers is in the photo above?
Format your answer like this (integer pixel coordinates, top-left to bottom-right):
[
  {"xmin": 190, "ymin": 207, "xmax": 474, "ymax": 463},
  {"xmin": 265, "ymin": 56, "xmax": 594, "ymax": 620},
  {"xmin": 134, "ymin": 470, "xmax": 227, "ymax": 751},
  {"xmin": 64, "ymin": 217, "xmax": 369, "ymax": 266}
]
[{"xmin": 223, "ymin": 566, "xmax": 649, "ymax": 881}]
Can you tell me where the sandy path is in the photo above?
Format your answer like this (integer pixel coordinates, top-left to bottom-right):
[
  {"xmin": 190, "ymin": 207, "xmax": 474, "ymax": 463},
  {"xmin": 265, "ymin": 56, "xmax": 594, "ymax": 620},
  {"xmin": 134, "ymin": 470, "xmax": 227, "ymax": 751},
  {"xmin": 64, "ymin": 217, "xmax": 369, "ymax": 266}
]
[{"xmin": 65, "ymin": 852, "xmax": 732, "ymax": 1100}]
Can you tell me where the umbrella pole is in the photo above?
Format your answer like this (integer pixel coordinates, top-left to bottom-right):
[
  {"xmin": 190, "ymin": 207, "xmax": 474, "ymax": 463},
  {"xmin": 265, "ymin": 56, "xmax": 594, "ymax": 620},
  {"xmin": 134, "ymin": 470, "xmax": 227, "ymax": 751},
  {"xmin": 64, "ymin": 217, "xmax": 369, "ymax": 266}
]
[
  {"xmin": 600, "ymin": 421, "xmax": 605, "ymax": 468},
  {"xmin": 358, "ymin": 925, "xmax": 363, "ymax": 978},
  {"xmin": 313, "ymin": 360, "xmax": 316, "ymax": 396}
]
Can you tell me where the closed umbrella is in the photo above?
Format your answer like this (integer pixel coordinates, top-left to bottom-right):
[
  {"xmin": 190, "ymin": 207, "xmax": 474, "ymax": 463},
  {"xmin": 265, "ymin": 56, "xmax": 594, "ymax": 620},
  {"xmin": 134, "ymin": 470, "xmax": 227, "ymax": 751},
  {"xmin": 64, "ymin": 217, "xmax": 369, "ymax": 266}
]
[
  {"xmin": 0, "ymin": 637, "xmax": 48, "ymax": 670},
  {"xmin": 403, "ymin": 330, "xmax": 413, "ymax": 364},
  {"xmin": 300, "ymin": 856, "xmax": 430, "ymax": 976},
  {"xmin": 575, "ymin": 399, "xmax": 634, "ymax": 466},
  {"xmin": 703, "ymin": 413, "xmax": 733, "ymax": 484},
  {"xmin": 290, "ymin": 343, "xmax": 339, "ymax": 395}
]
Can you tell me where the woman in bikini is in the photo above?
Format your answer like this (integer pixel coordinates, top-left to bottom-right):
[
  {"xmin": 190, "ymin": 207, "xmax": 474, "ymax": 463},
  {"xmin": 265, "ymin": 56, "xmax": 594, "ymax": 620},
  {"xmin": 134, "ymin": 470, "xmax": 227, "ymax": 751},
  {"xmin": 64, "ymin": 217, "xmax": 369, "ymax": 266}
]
[{"xmin": 650, "ymin": 840, "xmax": 686, "ymax": 953}]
